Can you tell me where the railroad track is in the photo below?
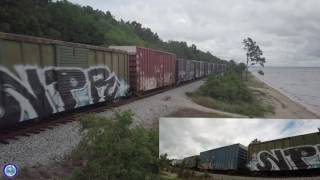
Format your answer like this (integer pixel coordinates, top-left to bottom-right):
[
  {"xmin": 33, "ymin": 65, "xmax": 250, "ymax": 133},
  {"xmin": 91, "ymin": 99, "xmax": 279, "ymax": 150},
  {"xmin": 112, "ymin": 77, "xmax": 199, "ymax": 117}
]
[{"xmin": 0, "ymin": 79, "xmax": 200, "ymax": 145}]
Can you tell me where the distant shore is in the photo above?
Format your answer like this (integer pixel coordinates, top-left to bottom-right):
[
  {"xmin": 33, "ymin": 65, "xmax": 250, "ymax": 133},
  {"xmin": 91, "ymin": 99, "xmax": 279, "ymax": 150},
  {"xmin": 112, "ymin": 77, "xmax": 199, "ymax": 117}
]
[{"xmin": 250, "ymin": 74, "xmax": 319, "ymax": 119}]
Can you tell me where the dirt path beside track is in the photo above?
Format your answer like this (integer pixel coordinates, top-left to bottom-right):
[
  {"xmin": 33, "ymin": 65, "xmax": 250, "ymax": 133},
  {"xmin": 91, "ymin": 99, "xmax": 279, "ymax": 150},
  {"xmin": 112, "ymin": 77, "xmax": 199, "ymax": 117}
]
[{"xmin": 98, "ymin": 80, "xmax": 245, "ymax": 128}]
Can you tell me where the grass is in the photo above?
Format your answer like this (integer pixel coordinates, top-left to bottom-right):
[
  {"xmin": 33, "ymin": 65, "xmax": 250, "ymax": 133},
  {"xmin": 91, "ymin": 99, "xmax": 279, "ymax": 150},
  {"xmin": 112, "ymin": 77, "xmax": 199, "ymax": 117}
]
[
  {"xmin": 160, "ymin": 168, "xmax": 212, "ymax": 180},
  {"xmin": 244, "ymin": 73, "xmax": 266, "ymax": 88},
  {"xmin": 160, "ymin": 171, "xmax": 181, "ymax": 180},
  {"xmin": 187, "ymin": 70, "xmax": 274, "ymax": 117},
  {"xmin": 187, "ymin": 92, "xmax": 273, "ymax": 117},
  {"xmin": 168, "ymin": 108, "xmax": 232, "ymax": 118},
  {"xmin": 68, "ymin": 111, "xmax": 159, "ymax": 180}
]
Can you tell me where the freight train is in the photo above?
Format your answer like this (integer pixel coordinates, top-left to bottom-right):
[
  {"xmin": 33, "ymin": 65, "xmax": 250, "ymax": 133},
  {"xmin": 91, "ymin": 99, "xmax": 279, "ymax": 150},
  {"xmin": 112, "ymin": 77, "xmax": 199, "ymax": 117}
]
[
  {"xmin": 177, "ymin": 131, "xmax": 320, "ymax": 176},
  {"xmin": 0, "ymin": 32, "xmax": 226, "ymax": 129},
  {"xmin": 199, "ymin": 144, "xmax": 248, "ymax": 172}
]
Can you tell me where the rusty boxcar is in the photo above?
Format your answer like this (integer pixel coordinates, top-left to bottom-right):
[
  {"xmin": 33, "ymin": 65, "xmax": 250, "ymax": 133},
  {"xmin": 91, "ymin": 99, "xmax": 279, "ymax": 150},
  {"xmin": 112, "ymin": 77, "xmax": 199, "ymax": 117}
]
[
  {"xmin": 0, "ymin": 32, "xmax": 130, "ymax": 129},
  {"xmin": 199, "ymin": 144, "xmax": 248, "ymax": 171},
  {"xmin": 248, "ymin": 131, "xmax": 320, "ymax": 172},
  {"xmin": 109, "ymin": 46, "xmax": 176, "ymax": 93}
]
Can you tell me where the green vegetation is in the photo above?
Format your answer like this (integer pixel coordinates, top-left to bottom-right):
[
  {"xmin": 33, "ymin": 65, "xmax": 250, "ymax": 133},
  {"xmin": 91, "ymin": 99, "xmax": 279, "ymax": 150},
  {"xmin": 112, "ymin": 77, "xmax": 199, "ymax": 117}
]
[
  {"xmin": 159, "ymin": 153, "xmax": 171, "ymax": 171},
  {"xmin": 168, "ymin": 108, "xmax": 232, "ymax": 118},
  {"xmin": 159, "ymin": 155, "xmax": 210, "ymax": 180},
  {"xmin": 160, "ymin": 167, "xmax": 211, "ymax": 180},
  {"xmin": 160, "ymin": 171, "xmax": 181, "ymax": 180},
  {"xmin": 187, "ymin": 66, "xmax": 273, "ymax": 117},
  {"xmin": 0, "ymin": 0, "xmax": 225, "ymax": 63},
  {"xmin": 244, "ymin": 73, "xmax": 267, "ymax": 89},
  {"xmin": 69, "ymin": 111, "xmax": 159, "ymax": 180},
  {"xmin": 199, "ymin": 71, "xmax": 253, "ymax": 102}
]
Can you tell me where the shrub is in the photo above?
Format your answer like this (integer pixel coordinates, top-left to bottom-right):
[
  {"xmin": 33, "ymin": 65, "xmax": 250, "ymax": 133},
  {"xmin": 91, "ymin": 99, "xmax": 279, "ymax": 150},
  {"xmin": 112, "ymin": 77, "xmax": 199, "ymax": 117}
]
[
  {"xmin": 199, "ymin": 71, "xmax": 253, "ymax": 102},
  {"xmin": 69, "ymin": 111, "xmax": 159, "ymax": 180}
]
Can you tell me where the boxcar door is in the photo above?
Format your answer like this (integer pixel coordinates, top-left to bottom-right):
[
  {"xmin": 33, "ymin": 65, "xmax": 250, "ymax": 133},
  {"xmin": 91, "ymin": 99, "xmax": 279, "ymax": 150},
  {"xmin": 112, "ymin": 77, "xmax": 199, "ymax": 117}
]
[{"xmin": 56, "ymin": 45, "xmax": 89, "ymax": 110}]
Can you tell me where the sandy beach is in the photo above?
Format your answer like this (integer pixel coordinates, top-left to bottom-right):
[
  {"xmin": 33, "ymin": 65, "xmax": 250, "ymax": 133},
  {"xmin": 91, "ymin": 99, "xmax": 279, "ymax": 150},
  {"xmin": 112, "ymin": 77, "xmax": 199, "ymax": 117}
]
[{"xmin": 249, "ymin": 74, "xmax": 319, "ymax": 119}]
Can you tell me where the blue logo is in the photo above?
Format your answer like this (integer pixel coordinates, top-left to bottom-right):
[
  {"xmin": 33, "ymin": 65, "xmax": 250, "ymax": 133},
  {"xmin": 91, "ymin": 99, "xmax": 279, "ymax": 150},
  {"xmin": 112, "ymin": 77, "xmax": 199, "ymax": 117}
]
[{"xmin": 3, "ymin": 164, "xmax": 17, "ymax": 178}]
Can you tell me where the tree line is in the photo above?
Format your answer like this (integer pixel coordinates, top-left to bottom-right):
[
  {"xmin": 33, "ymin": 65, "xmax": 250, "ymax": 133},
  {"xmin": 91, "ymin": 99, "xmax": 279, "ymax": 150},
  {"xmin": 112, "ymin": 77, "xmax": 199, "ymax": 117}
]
[{"xmin": 0, "ymin": 0, "xmax": 224, "ymax": 63}]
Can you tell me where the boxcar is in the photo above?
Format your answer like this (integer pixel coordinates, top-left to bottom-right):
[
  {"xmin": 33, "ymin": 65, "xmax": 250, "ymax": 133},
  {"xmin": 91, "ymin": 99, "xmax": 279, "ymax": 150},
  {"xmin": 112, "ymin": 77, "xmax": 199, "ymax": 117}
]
[
  {"xmin": 0, "ymin": 32, "xmax": 129, "ymax": 129},
  {"xmin": 248, "ymin": 132, "xmax": 320, "ymax": 172},
  {"xmin": 199, "ymin": 61, "xmax": 205, "ymax": 77},
  {"xmin": 207, "ymin": 63, "xmax": 211, "ymax": 75},
  {"xmin": 176, "ymin": 58, "xmax": 197, "ymax": 84},
  {"xmin": 199, "ymin": 144, "xmax": 248, "ymax": 171},
  {"xmin": 176, "ymin": 59, "xmax": 218, "ymax": 84},
  {"xmin": 110, "ymin": 46, "xmax": 176, "ymax": 94},
  {"xmin": 209, "ymin": 63, "xmax": 214, "ymax": 74},
  {"xmin": 190, "ymin": 60, "xmax": 196, "ymax": 79},
  {"xmin": 203, "ymin": 62, "xmax": 209, "ymax": 76},
  {"xmin": 194, "ymin": 61, "xmax": 200, "ymax": 78},
  {"xmin": 216, "ymin": 63, "xmax": 226, "ymax": 73},
  {"xmin": 183, "ymin": 155, "xmax": 199, "ymax": 169}
]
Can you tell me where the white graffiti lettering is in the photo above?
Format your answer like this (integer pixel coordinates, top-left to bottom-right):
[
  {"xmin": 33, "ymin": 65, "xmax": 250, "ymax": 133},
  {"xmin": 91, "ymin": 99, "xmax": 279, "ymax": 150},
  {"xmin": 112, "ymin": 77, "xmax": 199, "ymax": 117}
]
[
  {"xmin": 0, "ymin": 65, "xmax": 129, "ymax": 128},
  {"xmin": 248, "ymin": 144, "xmax": 320, "ymax": 171}
]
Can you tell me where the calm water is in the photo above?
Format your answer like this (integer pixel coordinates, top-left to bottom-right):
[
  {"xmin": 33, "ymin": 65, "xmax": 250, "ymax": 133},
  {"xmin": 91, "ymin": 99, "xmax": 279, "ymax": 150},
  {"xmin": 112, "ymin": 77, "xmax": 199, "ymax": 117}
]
[{"xmin": 251, "ymin": 67, "xmax": 320, "ymax": 116}]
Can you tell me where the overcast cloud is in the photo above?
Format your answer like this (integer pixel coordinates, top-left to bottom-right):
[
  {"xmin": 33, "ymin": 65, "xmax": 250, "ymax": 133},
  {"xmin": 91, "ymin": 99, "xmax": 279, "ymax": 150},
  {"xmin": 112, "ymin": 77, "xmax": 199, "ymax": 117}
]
[
  {"xmin": 69, "ymin": 0, "xmax": 320, "ymax": 66},
  {"xmin": 159, "ymin": 118, "xmax": 320, "ymax": 159}
]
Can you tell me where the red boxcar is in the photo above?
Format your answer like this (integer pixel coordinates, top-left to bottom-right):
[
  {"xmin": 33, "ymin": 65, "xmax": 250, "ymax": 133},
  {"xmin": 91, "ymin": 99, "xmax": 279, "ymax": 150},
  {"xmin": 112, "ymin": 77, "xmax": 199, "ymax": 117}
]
[{"xmin": 110, "ymin": 46, "xmax": 176, "ymax": 93}]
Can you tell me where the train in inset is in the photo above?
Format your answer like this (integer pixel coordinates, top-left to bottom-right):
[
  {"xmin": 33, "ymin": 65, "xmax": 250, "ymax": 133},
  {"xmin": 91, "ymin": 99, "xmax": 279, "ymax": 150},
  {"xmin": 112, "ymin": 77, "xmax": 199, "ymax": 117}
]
[
  {"xmin": 199, "ymin": 144, "xmax": 247, "ymax": 172},
  {"xmin": 176, "ymin": 131, "xmax": 320, "ymax": 175},
  {"xmin": 0, "ymin": 32, "xmax": 226, "ymax": 129},
  {"xmin": 248, "ymin": 131, "xmax": 320, "ymax": 172}
]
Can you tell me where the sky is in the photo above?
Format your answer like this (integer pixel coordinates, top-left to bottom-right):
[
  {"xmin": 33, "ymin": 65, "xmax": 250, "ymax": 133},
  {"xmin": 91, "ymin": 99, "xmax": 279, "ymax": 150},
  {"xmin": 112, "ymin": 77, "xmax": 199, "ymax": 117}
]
[
  {"xmin": 68, "ymin": 0, "xmax": 320, "ymax": 67},
  {"xmin": 159, "ymin": 118, "xmax": 320, "ymax": 159}
]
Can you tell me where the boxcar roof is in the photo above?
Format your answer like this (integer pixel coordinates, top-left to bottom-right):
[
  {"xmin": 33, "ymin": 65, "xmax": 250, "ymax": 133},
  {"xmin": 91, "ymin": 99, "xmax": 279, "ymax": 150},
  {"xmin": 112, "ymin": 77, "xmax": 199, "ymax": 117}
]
[
  {"xmin": 183, "ymin": 155, "xmax": 199, "ymax": 159},
  {"xmin": 109, "ymin": 45, "xmax": 176, "ymax": 56},
  {"xmin": 177, "ymin": 58, "xmax": 209, "ymax": 63},
  {"xmin": 200, "ymin": 143, "xmax": 248, "ymax": 154},
  {"xmin": 249, "ymin": 131, "xmax": 320, "ymax": 147},
  {"xmin": 0, "ymin": 32, "xmax": 128, "ymax": 54}
]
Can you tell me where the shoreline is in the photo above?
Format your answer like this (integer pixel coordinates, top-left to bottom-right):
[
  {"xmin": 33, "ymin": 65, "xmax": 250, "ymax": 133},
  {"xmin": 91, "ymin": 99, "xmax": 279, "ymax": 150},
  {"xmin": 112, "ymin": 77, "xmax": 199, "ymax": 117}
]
[
  {"xmin": 252, "ymin": 71, "xmax": 320, "ymax": 117},
  {"xmin": 250, "ymin": 73, "xmax": 319, "ymax": 119}
]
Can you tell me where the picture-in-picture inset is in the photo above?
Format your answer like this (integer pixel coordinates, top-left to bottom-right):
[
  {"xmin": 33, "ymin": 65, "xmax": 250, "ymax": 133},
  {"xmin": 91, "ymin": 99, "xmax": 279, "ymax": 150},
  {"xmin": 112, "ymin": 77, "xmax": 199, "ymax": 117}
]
[{"xmin": 159, "ymin": 118, "xmax": 320, "ymax": 179}]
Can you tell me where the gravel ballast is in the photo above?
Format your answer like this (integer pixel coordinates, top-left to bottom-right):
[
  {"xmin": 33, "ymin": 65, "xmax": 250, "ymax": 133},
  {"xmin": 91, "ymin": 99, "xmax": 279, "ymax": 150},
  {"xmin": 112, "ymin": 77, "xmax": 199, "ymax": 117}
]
[{"xmin": 0, "ymin": 121, "xmax": 81, "ymax": 173}]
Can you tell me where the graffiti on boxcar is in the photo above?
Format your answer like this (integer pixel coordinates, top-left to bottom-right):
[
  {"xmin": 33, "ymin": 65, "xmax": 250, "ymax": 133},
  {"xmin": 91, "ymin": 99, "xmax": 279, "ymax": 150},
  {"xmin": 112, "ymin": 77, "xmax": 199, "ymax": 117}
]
[
  {"xmin": 248, "ymin": 144, "xmax": 320, "ymax": 171},
  {"xmin": 0, "ymin": 65, "xmax": 128, "ymax": 125}
]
